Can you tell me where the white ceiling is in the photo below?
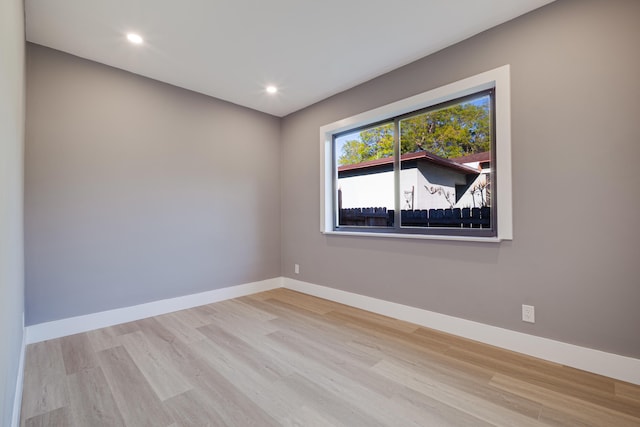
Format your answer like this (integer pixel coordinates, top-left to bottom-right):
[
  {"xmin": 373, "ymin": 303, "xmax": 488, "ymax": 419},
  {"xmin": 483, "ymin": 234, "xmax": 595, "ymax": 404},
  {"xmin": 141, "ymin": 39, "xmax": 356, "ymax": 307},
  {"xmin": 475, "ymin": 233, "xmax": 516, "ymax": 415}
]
[{"xmin": 25, "ymin": 0, "xmax": 555, "ymax": 117}]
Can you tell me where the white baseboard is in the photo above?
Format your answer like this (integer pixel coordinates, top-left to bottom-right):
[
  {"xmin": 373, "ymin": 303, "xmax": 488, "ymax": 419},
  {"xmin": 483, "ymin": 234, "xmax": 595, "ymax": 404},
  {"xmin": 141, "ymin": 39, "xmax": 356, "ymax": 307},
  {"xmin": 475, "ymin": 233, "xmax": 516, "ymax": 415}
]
[
  {"xmin": 283, "ymin": 277, "xmax": 640, "ymax": 385},
  {"xmin": 25, "ymin": 277, "xmax": 283, "ymax": 344},
  {"xmin": 23, "ymin": 275, "xmax": 640, "ymax": 385},
  {"xmin": 12, "ymin": 316, "xmax": 26, "ymax": 427}
]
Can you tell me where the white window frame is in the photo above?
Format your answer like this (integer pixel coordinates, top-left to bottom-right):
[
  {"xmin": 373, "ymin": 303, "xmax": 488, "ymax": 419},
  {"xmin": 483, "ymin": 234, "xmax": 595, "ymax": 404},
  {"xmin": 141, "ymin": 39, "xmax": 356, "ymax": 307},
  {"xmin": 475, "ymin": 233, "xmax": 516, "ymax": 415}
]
[{"xmin": 319, "ymin": 65, "xmax": 512, "ymax": 242}]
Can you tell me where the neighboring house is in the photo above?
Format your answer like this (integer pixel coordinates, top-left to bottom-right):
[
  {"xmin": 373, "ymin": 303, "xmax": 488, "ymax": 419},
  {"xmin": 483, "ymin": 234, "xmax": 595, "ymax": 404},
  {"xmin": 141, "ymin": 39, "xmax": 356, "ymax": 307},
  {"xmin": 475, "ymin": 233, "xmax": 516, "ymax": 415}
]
[{"xmin": 338, "ymin": 151, "xmax": 491, "ymax": 210}]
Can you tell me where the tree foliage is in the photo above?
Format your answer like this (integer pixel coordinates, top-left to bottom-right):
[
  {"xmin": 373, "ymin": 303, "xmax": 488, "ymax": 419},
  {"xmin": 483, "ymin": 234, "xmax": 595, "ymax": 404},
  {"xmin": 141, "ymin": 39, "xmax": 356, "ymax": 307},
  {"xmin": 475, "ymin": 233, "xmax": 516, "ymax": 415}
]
[
  {"xmin": 338, "ymin": 124, "xmax": 394, "ymax": 165},
  {"xmin": 338, "ymin": 98, "xmax": 490, "ymax": 165}
]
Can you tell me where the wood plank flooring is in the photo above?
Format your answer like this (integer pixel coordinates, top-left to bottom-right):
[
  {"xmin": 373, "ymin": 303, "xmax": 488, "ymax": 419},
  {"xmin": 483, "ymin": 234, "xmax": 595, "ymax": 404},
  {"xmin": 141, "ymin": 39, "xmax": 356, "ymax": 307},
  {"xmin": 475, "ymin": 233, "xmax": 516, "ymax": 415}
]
[{"xmin": 20, "ymin": 289, "xmax": 640, "ymax": 426}]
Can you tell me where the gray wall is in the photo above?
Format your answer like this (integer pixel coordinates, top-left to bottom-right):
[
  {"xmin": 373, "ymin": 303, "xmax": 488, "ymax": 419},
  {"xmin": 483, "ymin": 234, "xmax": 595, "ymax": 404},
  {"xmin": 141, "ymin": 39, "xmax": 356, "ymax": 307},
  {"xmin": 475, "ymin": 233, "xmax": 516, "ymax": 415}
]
[
  {"xmin": 281, "ymin": 0, "xmax": 640, "ymax": 358},
  {"xmin": 0, "ymin": 0, "xmax": 25, "ymax": 423},
  {"xmin": 25, "ymin": 44, "xmax": 281, "ymax": 325},
  {"xmin": 23, "ymin": 0, "xmax": 640, "ymax": 360}
]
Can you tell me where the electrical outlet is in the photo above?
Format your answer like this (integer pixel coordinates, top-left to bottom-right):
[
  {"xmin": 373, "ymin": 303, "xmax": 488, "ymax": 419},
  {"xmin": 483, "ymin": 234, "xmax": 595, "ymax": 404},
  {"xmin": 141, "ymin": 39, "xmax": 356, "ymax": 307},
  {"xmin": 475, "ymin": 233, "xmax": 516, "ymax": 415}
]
[
  {"xmin": 294, "ymin": 264, "xmax": 300, "ymax": 274},
  {"xmin": 522, "ymin": 304, "xmax": 535, "ymax": 323}
]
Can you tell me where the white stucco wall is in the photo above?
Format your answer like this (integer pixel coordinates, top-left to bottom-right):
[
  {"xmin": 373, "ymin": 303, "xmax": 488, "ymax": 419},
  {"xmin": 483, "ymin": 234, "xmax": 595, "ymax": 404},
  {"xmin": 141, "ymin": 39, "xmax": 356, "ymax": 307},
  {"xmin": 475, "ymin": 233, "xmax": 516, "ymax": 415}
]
[
  {"xmin": 414, "ymin": 163, "xmax": 469, "ymax": 209},
  {"xmin": 338, "ymin": 169, "xmax": 396, "ymax": 209},
  {"xmin": 456, "ymin": 170, "xmax": 490, "ymax": 208},
  {"xmin": 338, "ymin": 161, "xmax": 487, "ymax": 211}
]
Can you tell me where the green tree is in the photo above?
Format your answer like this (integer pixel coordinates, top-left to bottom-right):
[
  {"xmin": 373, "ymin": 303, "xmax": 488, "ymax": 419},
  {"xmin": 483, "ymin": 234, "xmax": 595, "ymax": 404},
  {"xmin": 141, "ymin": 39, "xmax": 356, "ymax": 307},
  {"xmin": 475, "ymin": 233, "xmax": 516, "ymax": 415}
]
[
  {"xmin": 400, "ymin": 101, "xmax": 490, "ymax": 158},
  {"xmin": 338, "ymin": 123, "xmax": 394, "ymax": 165},
  {"xmin": 338, "ymin": 98, "xmax": 490, "ymax": 165}
]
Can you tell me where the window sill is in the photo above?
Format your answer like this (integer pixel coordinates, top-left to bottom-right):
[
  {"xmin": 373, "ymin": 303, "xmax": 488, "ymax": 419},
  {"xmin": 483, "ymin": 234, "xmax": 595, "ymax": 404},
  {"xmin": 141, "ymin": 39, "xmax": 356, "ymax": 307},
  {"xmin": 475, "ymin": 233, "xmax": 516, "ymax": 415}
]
[{"xmin": 322, "ymin": 230, "xmax": 504, "ymax": 243}]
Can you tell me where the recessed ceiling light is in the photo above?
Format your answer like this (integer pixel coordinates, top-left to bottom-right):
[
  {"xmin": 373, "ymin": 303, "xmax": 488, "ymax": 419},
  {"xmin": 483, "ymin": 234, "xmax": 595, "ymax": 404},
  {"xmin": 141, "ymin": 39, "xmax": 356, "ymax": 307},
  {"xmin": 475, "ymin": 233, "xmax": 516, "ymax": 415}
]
[
  {"xmin": 126, "ymin": 33, "xmax": 144, "ymax": 44},
  {"xmin": 266, "ymin": 85, "xmax": 278, "ymax": 94}
]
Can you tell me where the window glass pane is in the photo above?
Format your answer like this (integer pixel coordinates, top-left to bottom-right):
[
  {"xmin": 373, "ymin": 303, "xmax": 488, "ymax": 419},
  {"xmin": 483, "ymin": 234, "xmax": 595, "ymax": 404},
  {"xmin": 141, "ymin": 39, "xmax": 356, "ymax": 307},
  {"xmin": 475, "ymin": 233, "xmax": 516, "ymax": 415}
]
[
  {"xmin": 335, "ymin": 122, "xmax": 394, "ymax": 227},
  {"xmin": 399, "ymin": 93, "xmax": 492, "ymax": 229}
]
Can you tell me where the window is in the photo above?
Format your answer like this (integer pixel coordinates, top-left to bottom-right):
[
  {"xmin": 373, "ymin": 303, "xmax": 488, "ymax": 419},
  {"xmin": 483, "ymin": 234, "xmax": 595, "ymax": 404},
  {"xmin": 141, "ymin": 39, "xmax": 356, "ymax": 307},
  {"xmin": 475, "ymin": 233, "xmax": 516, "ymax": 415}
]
[{"xmin": 320, "ymin": 66, "xmax": 512, "ymax": 242}]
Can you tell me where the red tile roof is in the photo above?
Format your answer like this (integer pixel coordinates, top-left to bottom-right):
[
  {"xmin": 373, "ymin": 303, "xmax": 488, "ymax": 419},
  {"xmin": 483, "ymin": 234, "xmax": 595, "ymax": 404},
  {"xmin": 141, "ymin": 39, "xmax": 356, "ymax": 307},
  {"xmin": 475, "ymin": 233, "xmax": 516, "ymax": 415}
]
[
  {"xmin": 338, "ymin": 150, "xmax": 480, "ymax": 174},
  {"xmin": 450, "ymin": 151, "xmax": 491, "ymax": 164}
]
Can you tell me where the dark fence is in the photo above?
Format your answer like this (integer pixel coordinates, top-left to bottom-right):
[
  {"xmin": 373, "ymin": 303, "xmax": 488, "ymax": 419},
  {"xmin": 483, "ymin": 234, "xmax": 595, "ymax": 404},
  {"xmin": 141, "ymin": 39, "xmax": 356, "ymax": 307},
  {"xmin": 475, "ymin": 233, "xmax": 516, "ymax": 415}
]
[
  {"xmin": 340, "ymin": 207, "xmax": 390, "ymax": 227},
  {"xmin": 339, "ymin": 207, "xmax": 491, "ymax": 228}
]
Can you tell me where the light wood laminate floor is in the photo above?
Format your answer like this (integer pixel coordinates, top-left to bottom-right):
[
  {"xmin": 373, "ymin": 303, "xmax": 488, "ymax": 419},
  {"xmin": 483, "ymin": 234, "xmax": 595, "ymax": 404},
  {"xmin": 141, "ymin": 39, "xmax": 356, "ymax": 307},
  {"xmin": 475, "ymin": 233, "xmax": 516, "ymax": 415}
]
[{"xmin": 21, "ymin": 289, "xmax": 640, "ymax": 426}]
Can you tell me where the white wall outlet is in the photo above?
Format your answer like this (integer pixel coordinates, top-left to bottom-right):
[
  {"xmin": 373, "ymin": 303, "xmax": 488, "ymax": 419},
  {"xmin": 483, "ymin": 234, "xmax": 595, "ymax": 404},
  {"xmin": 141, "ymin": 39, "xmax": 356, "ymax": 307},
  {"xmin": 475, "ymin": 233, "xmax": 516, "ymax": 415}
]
[
  {"xmin": 522, "ymin": 304, "xmax": 535, "ymax": 323},
  {"xmin": 294, "ymin": 264, "xmax": 300, "ymax": 274}
]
